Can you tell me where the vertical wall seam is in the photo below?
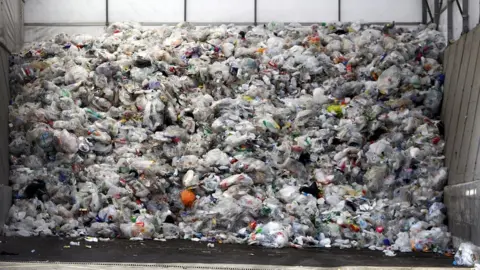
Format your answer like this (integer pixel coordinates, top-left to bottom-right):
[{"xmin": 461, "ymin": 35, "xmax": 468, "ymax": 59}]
[
  {"xmin": 254, "ymin": 0, "xmax": 257, "ymax": 26},
  {"xmin": 105, "ymin": 0, "xmax": 109, "ymax": 27},
  {"xmin": 338, "ymin": 0, "xmax": 341, "ymax": 22}
]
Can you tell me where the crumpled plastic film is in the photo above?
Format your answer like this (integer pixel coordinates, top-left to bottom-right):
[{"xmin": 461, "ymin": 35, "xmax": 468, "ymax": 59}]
[
  {"xmin": 6, "ymin": 22, "xmax": 452, "ymax": 254},
  {"xmin": 453, "ymin": 242, "xmax": 480, "ymax": 266}
]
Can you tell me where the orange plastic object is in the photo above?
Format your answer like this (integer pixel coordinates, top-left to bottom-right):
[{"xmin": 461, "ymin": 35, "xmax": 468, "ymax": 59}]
[{"xmin": 181, "ymin": 189, "xmax": 196, "ymax": 207}]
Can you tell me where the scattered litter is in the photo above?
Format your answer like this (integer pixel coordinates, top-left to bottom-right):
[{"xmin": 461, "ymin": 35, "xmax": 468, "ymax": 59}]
[
  {"xmin": 85, "ymin": 237, "xmax": 98, "ymax": 243},
  {"xmin": 69, "ymin": 241, "xmax": 80, "ymax": 246},
  {"xmin": 129, "ymin": 237, "xmax": 144, "ymax": 241},
  {"xmin": 383, "ymin": 249, "xmax": 396, "ymax": 257},
  {"xmin": 154, "ymin": 238, "xmax": 167, "ymax": 242},
  {"xmin": 207, "ymin": 243, "xmax": 215, "ymax": 248}
]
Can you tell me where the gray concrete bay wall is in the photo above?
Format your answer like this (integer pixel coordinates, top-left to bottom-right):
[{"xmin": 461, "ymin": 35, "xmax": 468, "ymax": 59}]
[
  {"xmin": 0, "ymin": 46, "xmax": 12, "ymax": 230},
  {"xmin": 442, "ymin": 25, "xmax": 480, "ymax": 246}
]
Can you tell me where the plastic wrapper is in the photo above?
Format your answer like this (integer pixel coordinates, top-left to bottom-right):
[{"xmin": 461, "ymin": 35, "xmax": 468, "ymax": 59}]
[
  {"xmin": 454, "ymin": 242, "xmax": 480, "ymax": 266},
  {"xmin": 376, "ymin": 66, "xmax": 402, "ymax": 95},
  {"xmin": 248, "ymin": 222, "xmax": 290, "ymax": 248}
]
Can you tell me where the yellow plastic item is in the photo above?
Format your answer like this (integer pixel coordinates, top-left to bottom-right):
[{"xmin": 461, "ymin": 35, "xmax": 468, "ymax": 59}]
[
  {"xmin": 327, "ymin": 104, "xmax": 344, "ymax": 117},
  {"xmin": 256, "ymin": 48, "xmax": 266, "ymax": 54},
  {"xmin": 242, "ymin": 95, "xmax": 254, "ymax": 102}
]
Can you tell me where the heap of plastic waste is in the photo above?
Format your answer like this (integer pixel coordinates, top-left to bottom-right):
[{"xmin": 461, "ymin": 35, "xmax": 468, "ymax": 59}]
[{"xmin": 6, "ymin": 21, "xmax": 450, "ymax": 253}]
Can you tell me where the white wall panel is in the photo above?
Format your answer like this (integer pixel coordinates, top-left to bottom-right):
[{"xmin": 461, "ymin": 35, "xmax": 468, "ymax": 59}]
[
  {"xmin": 427, "ymin": 0, "xmax": 479, "ymax": 41},
  {"xmin": 25, "ymin": 0, "xmax": 105, "ymax": 23},
  {"xmin": 187, "ymin": 0, "xmax": 254, "ymax": 23},
  {"xmin": 438, "ymin": 0, "xmax": 467, "ymax": 40},
  {"xmin": 1, "ymin": 0, "xmax": 23, "ymax": 52},
  {"xmin": 24, "ymin": 26, "xmax": 105, "ymax": 43},
  {"xmin": 449, "ymin": 0, "xmax": 480, "ymax": 40},
  {"xmin": 24, "ymin": 0, "xmax": 480, "ymax": 43},
  {"xmin": 438, "ymin": 10, "xmax": 448, "ymax": 40},
  {"xmin": 258, "ymin": 0, "xmax": 337, "ymax": 23},
  {"xmin": 469, "ymin": 0, "xmax": 480, "ymax": 31},
  {"xmin": 110, "ymin": 0, "xmax": 183, "ymax": 23},
  {"xmin": 453, "ymin": 2, "xmax": 464, "ymax": 40},
  {"xmin": 342, "ymin": 0, "xmax": 421, "ymax": 23}
]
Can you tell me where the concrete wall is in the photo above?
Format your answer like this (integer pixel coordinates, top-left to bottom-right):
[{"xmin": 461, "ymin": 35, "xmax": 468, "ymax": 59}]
[
  {"xmin": 442, "ymin": 25, "xmax": 480, "ymax": 246},
  {"xmin": 0, "ymin": 0, "xmax": 22, "ymax": 230},
  {"xmin": 0, "ymin": 46, "xmax": 12, "ymax": 230}
]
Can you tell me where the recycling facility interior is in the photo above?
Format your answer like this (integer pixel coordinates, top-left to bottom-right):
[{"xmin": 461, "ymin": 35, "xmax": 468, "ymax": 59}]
[{"xmin": 1, "ymin": 0, "xmax": 480, "ymax": 248}]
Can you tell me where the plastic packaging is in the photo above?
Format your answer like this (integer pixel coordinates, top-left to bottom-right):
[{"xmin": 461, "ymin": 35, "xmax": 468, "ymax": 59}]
[{"xmin": 454, "ymin": 242, "xmax": 480, "ymax": 266}]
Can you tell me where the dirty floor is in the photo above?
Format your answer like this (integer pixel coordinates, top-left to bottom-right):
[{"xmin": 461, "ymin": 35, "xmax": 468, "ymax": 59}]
[{"xmin": 0, "ymin": 237, "xmax": 458, "ymax": 269}]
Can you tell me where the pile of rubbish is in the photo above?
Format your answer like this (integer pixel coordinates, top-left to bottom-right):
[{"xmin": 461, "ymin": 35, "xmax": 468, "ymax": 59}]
[{"xmin": 5, "ymin": 21, "xmax": 450, "ymax": 254}]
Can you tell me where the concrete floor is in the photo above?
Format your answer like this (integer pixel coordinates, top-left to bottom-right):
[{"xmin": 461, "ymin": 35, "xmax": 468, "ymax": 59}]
[
  {"xmin": 0, "ymin": 263, "xmax": 465, "ymax": 270},
  {"xmin": 0, "ymin": 237, "xmax": 458, "ymax": 269}
]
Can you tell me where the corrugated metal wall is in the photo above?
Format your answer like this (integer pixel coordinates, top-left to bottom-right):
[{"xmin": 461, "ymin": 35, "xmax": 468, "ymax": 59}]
[{"xmin": 443, "ymin": 25, "xmax": 480, "ymax": 246}]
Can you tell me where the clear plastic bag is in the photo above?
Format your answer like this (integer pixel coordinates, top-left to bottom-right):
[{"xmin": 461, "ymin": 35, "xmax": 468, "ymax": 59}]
[
  {"xmin": 65, "ymin": 66, "xmax": 88, "ymax": 85},
  {"xmin": 376, "ymin": 66, "xmax": 402, "ymax": 95},
  {"xmin": 54, "ymin": 129, "xmax": 79, "ymax": 153},
  {"xmin": 454, "ymin": 242, "xmax": 480, "ymax": 266}
]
